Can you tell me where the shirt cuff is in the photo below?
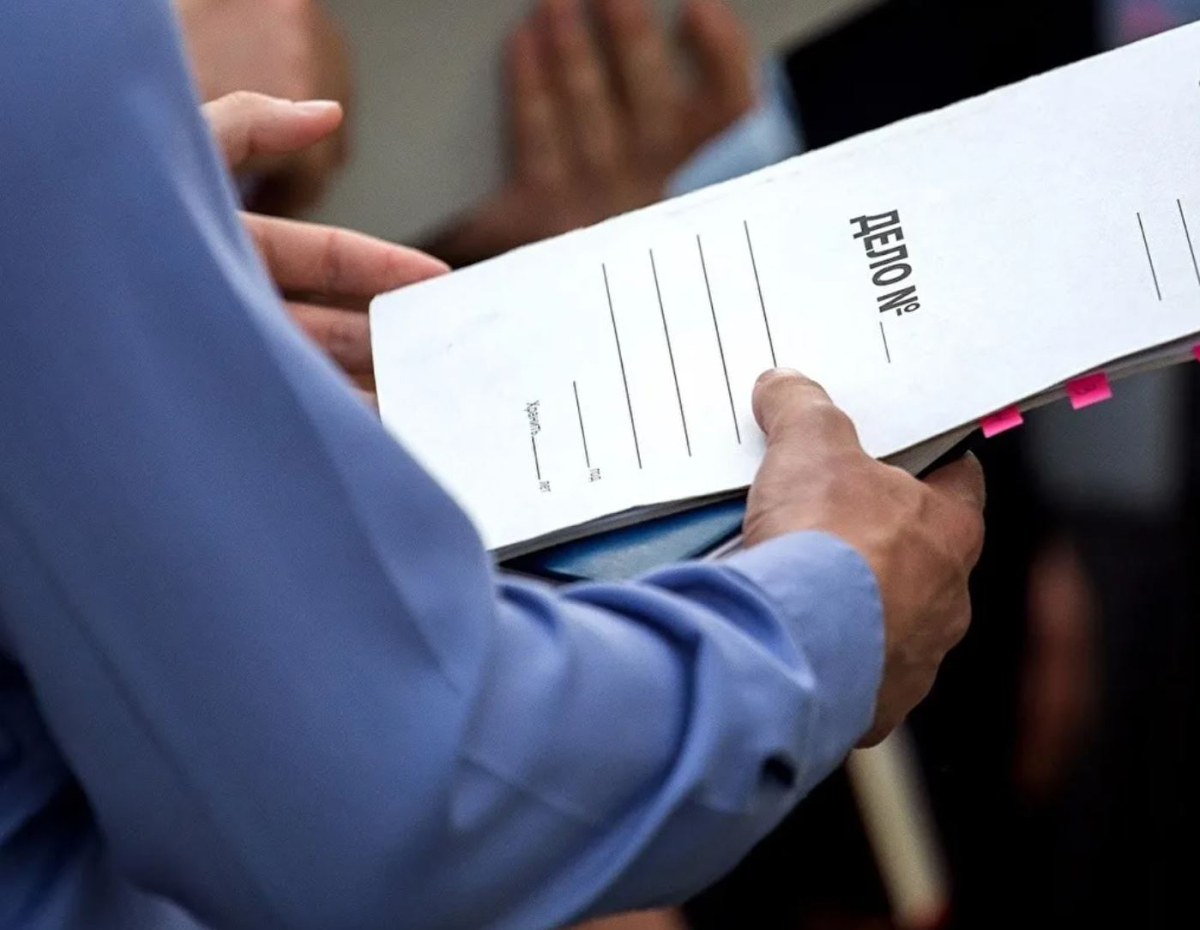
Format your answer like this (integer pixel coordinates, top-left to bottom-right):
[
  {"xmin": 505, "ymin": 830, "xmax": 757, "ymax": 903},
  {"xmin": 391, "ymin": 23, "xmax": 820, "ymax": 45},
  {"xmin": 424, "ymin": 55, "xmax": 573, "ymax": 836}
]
[
  {"xmin": 725, "ymin": 531, "xmax": 885, "ymax": 784},
  {"xmin": 667, "ymin": 58, "xmax": 806, "ymax": 197}
]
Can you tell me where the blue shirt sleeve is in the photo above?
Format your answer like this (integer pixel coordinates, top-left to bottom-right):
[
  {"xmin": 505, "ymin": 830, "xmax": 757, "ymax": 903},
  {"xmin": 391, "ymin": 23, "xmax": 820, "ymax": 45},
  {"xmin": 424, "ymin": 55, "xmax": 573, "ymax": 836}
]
[
  {"xmin": 0, "ymin": 4, "xmax": 883, "ymax": 929},
  {"xmin": 668, "ymin": 58, "xmax": 806, "ymax": 197}
]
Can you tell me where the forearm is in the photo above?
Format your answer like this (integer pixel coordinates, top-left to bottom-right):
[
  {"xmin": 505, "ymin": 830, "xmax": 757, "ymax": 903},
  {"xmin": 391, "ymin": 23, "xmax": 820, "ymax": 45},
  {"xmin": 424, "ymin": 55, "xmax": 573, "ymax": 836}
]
[
  {"xmin": 0, "ymin": 436, "xmax": 883, "ymax": 930},
  {"xmin": 464, "ymin": 536, "xmax": 882, "ymax": 924}
]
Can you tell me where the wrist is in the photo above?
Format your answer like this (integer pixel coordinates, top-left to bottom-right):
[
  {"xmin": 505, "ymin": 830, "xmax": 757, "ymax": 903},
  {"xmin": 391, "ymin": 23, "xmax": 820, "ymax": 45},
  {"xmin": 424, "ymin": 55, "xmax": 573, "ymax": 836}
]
[{"xmin": 725, "ymin": 532, "xmax": 886, "ymax": 772}]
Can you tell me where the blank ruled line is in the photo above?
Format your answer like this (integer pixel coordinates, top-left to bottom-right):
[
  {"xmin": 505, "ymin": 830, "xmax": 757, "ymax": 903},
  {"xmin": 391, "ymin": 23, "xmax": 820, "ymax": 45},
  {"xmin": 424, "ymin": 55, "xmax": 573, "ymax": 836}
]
[
  {"xmin": 531, "ymin": 434, "xmax": 542, "ymax": 481},
  {"xmin": 879, "ymin": 322, "xmax": 892, "ymax": 364},
  {"xmin": 650, "ymin": 250, "xmax": 693, "ymax": 457},
  {"xmin": 1138, "ymin": 212, "xmax": 1163, "ymax": 301},
  {"xmin": 602, "ymin": 264, "xmax": 644, "ymax": 469},
  {"xmin": 573, "ymin": 381, "xmax": 592, "ymax": 469},
  {"xmin": 744, "ymin": 221, "xmax": 778, "ymax": 368},
  {"xmin": 1179, "ymin": 199, "xmax": 1200, "ymax": 288},
  {"xmin": 698, "ymin": 236, "xmax": 742, "ymax": 445}
]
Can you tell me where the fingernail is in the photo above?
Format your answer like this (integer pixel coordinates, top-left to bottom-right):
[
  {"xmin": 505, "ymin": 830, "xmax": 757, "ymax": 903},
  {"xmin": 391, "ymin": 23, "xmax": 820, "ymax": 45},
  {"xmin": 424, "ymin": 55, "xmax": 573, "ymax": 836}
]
[
  {"xmin": 756, "ymin": 368, "xmax": 802, "ymax": 386},
  {"xmin": 294, "ymin": 100, "xmax": 342, "ymax": 115}
]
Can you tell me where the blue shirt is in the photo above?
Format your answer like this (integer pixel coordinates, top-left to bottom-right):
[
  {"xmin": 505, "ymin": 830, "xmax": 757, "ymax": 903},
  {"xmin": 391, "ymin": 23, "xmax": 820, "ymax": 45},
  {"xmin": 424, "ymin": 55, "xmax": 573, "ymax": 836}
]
[{"xmin": 0, "ymin": 3, "xmax": 883, "ymax": 928}]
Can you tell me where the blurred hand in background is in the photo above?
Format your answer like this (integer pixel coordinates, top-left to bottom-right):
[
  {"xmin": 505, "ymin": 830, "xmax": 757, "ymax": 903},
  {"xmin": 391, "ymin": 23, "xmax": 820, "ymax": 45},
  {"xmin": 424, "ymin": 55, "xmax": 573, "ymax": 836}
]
[
  {"xmin": 177, "ymin": 0, "xmax": 353, "ymax": 215},
  {"xmin": 204, "ymin": 92, "xmax": 447, "ymax": 404},
  {"xmin": 1015, "ymin": 537, "xmax": 1099, "ymax": 800},
  {"xmin": 428, "ymin": 0, "xmax": 757, "ymax": 266}
]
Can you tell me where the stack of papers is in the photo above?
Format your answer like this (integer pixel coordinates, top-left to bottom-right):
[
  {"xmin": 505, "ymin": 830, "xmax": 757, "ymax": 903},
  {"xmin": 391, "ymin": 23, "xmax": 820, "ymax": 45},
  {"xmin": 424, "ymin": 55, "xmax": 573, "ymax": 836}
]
[{"xmin": 373, "ymin": 23, "xmax": 1200, "ymax": 558}]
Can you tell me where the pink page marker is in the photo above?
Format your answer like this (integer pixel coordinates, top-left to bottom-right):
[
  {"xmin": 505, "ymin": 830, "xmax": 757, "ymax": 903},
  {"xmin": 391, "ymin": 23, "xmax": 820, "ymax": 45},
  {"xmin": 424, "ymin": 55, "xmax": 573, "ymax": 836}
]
[
  {"xmin": 981, "ymin": 406, "xmax": 1024, "ymax": 439},
  {"xmin": 1066, "ymin": 373, "xmax": 1113, "ymax": 411},
  {"xmin": 1193, "ymin": 345, "xmax": 1200, "ymax": 363}
]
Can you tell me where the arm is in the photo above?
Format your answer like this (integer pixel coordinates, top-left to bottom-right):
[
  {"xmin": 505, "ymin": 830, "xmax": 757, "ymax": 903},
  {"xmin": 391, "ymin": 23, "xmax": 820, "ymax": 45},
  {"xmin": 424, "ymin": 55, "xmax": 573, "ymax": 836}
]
[{"xmin": 0, "ymin": 4, "xmax": 882, "ymax": 930}]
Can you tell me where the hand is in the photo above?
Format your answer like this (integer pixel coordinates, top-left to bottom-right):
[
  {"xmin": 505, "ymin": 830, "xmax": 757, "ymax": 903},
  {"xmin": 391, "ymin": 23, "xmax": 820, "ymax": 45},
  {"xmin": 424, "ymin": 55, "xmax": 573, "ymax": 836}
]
[
  {"xmin": 427, "ymin": 0, "xmax": 756, "ymax": 266},
  {"xmin": 203, "ymin": 93, "xmax": 448, "ymax": 403},
  {"xmin": 177, "ymin": 0, "xmax": 352, "ymax": 215},
  {"xmin": 744, "ymin": 370, "xmax": 986, "ymax": 747}
]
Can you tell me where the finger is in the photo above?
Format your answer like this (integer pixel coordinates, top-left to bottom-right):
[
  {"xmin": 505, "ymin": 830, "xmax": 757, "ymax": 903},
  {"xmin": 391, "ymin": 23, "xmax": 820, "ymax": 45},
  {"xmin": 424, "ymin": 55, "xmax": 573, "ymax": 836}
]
[
  {"xmin": 596, "ymin": 0, "xmax": 682, "ymax": 153},
  {"xmin": 244, "ymin": 214, "xmax": 449, "ymax": 299},
  {"xmin": 860, "ymin": 668, "xmax": 941, "ymax": 748},
  {"xmin": 924, "ymin": 454, "xmax": 987, "ymax": 563},
  {"xmin": 508, "ymin": 23, "xmax": 569, "ymax": 187},
  {"xmin": 924, "ymin": 453, "xmax": 987, "ymax": 512},
  {"xmin": 204, "ymin": 92, "xmax": 343, "ymax": 173},
  {"xmin": 287, "ymin": 303, "xmax": 372, "ymax": 375},
  {"xmin": 858, "ymin": 725, "xmax": 892, "ymax": 750},
  {"xmin": 247, "ymin": 121, "xmax": 350, "ymax": 219},
  {"xmin": 678, "ymin": 0, "xmax": 756, "ymax": 146},
  {"xmin": 309, "ymin": 10, "xmax": 355, "ymax": 177},
  {"xmin": 542, "ymin": 0, "xmax": 622, "ymax": 175},
  {"xmin": 751, "ymin": 368, "xmax": 859, "ymax": 447}
]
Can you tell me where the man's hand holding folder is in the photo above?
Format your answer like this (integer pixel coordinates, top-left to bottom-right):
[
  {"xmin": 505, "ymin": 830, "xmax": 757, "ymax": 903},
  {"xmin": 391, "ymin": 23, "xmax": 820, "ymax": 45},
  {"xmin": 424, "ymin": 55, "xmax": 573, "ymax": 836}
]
[{"xmin": 747, "ymin": 369, "xmax": 986, "ymax": 746}]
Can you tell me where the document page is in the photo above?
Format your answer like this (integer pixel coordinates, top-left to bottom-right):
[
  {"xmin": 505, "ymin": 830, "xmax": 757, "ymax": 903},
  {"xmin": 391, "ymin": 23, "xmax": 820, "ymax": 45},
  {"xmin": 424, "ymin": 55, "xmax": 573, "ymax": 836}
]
[{"xmin": 373, "ymin": 23, "xmax": 1200, "ymax": 553}]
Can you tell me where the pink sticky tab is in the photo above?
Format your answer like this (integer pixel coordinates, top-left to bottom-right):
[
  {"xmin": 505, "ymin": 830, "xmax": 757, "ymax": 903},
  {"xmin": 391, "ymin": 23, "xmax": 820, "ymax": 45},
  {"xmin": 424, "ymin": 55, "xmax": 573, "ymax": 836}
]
[
  {"xmin": 1193, "ymin": 345, "xmax": 1200, "ymax": 363},
  {"xmin": 1066, "ymin": 373, "xmax": 1113, "ymax": 411},
  {"xmin": 981, "ymin": 406, "xmax": 1024, "ymax": 439}
]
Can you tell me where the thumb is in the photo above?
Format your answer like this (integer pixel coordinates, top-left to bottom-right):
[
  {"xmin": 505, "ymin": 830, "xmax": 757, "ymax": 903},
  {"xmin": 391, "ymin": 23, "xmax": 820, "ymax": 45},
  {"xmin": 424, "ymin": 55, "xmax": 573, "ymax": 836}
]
[
  {"xmin": 752, "ymin": 368, "xmax": 859, "ymax": 448},
  {"xmin": 203, "ymin": 92, "xmax": 343, "ymax": 173}
]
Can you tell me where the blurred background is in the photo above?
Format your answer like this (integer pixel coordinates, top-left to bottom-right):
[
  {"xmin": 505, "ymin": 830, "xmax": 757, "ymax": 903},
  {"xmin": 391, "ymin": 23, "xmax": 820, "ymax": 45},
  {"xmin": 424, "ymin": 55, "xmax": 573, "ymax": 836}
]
[
  {"xmin": 309, "ymin": 0, "xmax": 881, "ymax": 242},
  {"xmin": 181, "ymin": 0, "xmax": 1200, "ymax": 926}
]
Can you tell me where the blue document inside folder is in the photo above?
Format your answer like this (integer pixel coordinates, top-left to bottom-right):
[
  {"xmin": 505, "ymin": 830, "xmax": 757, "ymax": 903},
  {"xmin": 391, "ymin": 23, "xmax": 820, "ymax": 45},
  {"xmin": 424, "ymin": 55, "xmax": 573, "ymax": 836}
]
[{"xmin": 503, "ymin": 499, "xmax": 747, "ymax": 583}]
